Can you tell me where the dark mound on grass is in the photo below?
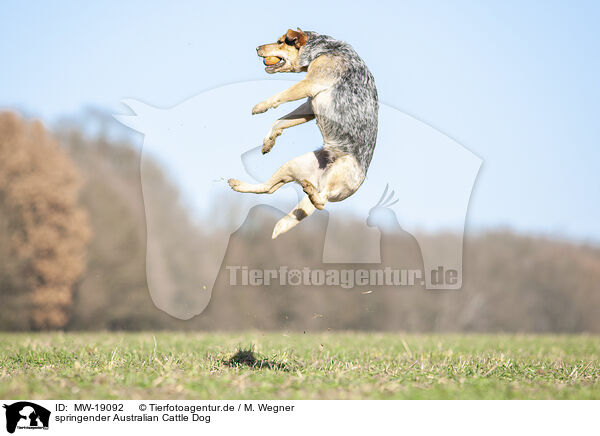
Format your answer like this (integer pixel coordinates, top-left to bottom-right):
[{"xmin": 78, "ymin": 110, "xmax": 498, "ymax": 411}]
[{"xmin": 224, "ymin": 348, "xmax": 289, "ymax": 371}]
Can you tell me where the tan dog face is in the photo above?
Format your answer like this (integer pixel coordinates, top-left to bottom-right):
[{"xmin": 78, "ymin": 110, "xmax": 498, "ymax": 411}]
[{"xmin": 256, "ymin": 28, "xmax": 308, "ymax": 73}]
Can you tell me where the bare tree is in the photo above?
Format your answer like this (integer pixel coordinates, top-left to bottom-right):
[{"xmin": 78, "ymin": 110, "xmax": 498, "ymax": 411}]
[{"xmin": 0, "ymin": 112, "xmax": 90, "ymax": 329}]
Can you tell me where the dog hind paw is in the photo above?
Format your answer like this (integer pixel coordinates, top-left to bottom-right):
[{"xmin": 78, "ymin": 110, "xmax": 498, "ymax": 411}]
[
  {"xmin": 299, "ymin": 179, "xmax": 316, "ymax": 193},
  {"xmin": 228, "ymin": 178, "xmax": 242, "ymax": 191},
  {"xmin": 272, "ymin": 216, "xmax": 295, "ymax": 239},
  {"xmin": 300, "ymin": 180, "xmax": 325, "ymax": 210}
]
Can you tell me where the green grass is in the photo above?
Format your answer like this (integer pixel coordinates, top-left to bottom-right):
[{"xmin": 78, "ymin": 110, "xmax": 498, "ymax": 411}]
[{"xmin": 0, "ymin": 332, "xmax": 598, "ymax": 399}]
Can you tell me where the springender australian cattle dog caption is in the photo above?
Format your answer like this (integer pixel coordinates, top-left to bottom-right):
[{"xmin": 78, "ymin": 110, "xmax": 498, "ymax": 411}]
[{"xmin": 228, "ymin": 28, "xmax": 378, "ymax": 239}]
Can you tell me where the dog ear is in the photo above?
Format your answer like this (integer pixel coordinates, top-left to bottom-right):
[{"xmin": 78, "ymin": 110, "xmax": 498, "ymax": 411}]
[{"xmin": 285, "ymin": 28, "xmax": 307, "ymax": 49}]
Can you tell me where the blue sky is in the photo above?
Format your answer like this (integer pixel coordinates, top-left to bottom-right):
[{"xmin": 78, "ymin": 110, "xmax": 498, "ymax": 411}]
[{"xmin": 1, "ymin": 0, "xmax": 599, "ymax": 242}]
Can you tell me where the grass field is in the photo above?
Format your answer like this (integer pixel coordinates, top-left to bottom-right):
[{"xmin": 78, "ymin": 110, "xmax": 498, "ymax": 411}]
[{"xmin": 0, "ymin": 332, "xmax": 598, "ymax": 399}]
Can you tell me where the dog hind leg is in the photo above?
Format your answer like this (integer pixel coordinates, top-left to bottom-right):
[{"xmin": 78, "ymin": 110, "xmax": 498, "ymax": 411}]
[
  {"xmin": 272, "ymin": 194, "xmax": 317, "ymax": 239},
  {"xmin": 301, "ymin": 154, "xmax": 365, "ymax": 210},
  {"xmin": 228, "ymin": 174, "xmax": 291, "ymax": 194},
  {"xmin": 228, "ymin": 151, "xmax": 324, "ymax": 195}
]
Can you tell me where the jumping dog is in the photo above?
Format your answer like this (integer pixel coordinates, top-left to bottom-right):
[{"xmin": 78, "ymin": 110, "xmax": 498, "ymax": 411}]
[{"xmin": 228, "ymin": 28, "xmax": 378, "ymax": 239}]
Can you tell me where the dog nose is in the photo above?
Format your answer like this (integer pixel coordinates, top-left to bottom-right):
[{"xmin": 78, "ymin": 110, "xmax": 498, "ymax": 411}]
[{"xmin": 256, "ymin": 46, "xmax": 261, "ymax": 52}]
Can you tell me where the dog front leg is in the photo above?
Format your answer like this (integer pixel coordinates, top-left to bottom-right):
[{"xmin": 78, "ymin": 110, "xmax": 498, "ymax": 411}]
[
  {"xmin": 262, "ymin": 100, "xmax": 315, "ymax": 154},
  {"xmin": 252, "ymin": 79, "xmax": 324, "ymax": 114}
]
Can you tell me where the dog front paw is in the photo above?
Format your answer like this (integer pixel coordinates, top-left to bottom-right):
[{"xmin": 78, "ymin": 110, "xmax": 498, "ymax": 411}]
[
  {"xmin": 262, "ymin": 138, "xmax": 275, "ymax": 154},
  {"xmin": 252, "ymin": 101, "xmax": 270, "ymax": 115},
  {"xmin": 262, "ymin": 130, "xmax": 281, "ymax": 154}
]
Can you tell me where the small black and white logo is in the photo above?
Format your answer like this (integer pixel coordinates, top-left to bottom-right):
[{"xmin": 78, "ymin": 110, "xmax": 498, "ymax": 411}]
[{"xmin": 3, "ymin": 402, "xmax": 50, "ymax": 433}]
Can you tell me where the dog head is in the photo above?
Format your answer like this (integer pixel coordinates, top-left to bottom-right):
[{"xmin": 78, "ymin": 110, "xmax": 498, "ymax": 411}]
[{"xmin": 256, "ymin": 28, "xmax": 308, "ymax": 73}]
